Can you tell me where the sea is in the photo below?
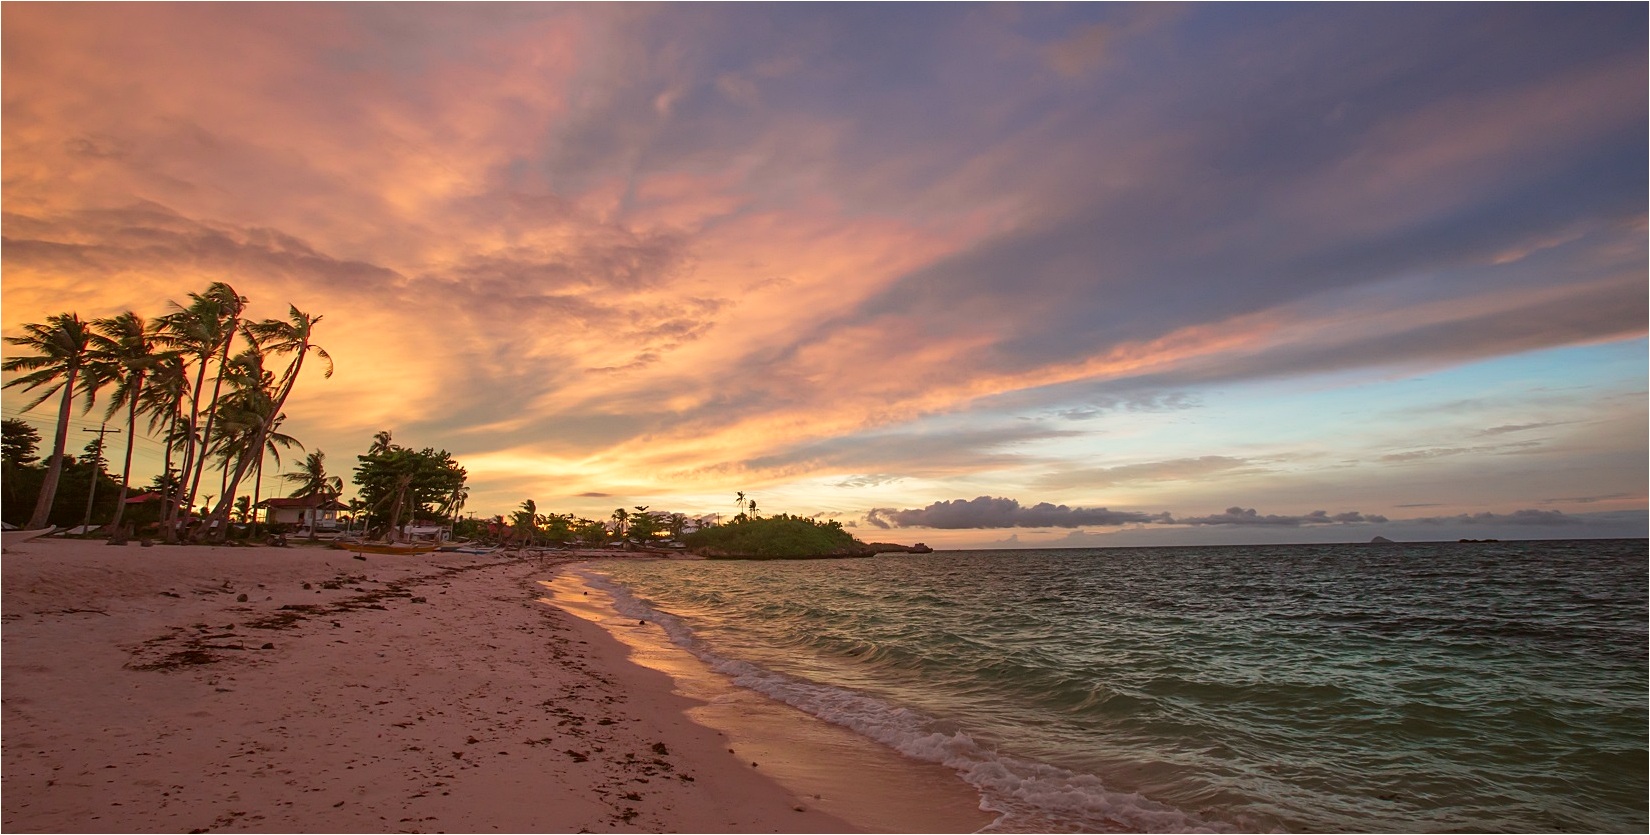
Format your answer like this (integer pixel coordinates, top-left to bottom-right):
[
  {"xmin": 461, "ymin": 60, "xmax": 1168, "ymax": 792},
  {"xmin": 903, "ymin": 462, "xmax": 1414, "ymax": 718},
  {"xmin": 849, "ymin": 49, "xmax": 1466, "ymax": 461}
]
[{"xmin": 576, "ymin": 539, "xmax": 1647, "ymax": 833}]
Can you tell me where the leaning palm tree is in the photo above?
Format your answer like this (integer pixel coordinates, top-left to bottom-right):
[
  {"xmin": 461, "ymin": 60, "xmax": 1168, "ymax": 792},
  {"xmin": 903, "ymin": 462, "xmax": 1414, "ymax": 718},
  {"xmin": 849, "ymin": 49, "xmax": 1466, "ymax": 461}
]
[
  {"xmin": 202, "ymin": 341, "xmax": 290, "ymax": 541},
  {"xmin": 248, "ymin": 411, "xmax": 299, "ymax": 539},
  {"xmin": 87, "ymin": 311, "xmax": 165, "ymax": 533},
  {"xmin": 200, "ymin": 306, "xmax": 328, "ymax": 534},
  {"xmin": 203, "ymin": 304, "xmax": 331, "ymax": 536},
  {"xmin": 2, "ymin": 313, "xmax": 100, "ymax": 530},
  {"xmin": 157, "ymin": 284, "xmax": 242, "ymax": 536},
  {"xmin": 440, "ymin": 485, "xmax": 469, "ymax": 538}
]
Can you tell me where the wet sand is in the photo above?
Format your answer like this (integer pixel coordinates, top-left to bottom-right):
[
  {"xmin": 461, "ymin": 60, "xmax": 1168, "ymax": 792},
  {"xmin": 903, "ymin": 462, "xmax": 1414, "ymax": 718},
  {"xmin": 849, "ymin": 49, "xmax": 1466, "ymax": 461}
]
[{"xmin": 1, "ymin": 538, "xmax": 986, "ymax": 833}]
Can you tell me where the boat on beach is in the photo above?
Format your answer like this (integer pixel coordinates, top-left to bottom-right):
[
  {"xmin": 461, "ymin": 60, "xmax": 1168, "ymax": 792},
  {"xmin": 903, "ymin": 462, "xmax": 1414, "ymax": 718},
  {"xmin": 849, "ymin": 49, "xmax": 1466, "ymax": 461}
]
[
  {"xmin": 443, "ymin": 544, "xmax": 501, "ymax": 555},
  {"xmin": 333, "ymin": 540, "xmax": 440, "ymax": 555}
]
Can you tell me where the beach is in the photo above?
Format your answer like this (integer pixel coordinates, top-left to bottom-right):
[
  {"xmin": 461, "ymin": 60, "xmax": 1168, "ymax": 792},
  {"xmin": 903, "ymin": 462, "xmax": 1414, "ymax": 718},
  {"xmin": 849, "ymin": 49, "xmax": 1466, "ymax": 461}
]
[{"xmin": 1, "ymin": 538, "xmax": 987, "ymax": 833}]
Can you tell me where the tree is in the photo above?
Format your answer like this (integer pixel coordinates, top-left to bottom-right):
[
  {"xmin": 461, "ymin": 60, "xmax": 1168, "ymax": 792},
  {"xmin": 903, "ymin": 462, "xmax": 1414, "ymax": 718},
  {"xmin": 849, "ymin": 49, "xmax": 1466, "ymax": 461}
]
[
  {"xmin": 282, "ymin": 449, "xmax": 340, "ymax": 540},
  {"xmin": 283, "ymin": 450, "xmax": 342, "ymax": 500},
  {"xmin": 442, "ymin": 485, "xmax": 469, "ymax": 532},
  {"xmin": 1, "ymin": 419, "xmax": 41, "ymax": 466},
  {"xmin": 353, "ymin": 438, "xmax": 465, "ymax": 541},
  {"xmin": 202, "ymin": 303, "xmax": 330, "ymax": 541},
  {"xmin": 514, "ymin": 499, "xmax": 539, "ymax": 546},
  {"xmin": 629, "ymin": 505, "xmax": 661, "ymax": 542},
  {"xmin": 1, "ymin": 419, "xmax": 44, "ymax": 528},
  {"xmin": 158, "ymin": 283, "xmax": 246, "ymax": 536},
  {"xmin": 684, "ymin": 513, "xmax": 864, "ymax": 558},
  {"xmin": 539, "ymin": 512, "xmax": 574, "ymax": 545},
  {"xmin": 88, "ymin": 311, "xmax": 164, "ymax": 533},
  {"xmin": 248, "ymin": 412, "xmax": 299, "ymax": 538},
  {"xmin": 211, "ymin": 347, "xmax": 300, "ymax": 539},
  {"xmin": 575, "ymin": 517, "xmax": 610, "ymax": 545},
  {"xmin": 3, "ymin": 313, "xmax": 99, "ymax": 530},
  {"xmin": 138, "ymin": 353, "xmax": 190, "ymax": 538},
  {"xmin": 611, "ymin": 507, "xmax": 629, "ymax": 540}
]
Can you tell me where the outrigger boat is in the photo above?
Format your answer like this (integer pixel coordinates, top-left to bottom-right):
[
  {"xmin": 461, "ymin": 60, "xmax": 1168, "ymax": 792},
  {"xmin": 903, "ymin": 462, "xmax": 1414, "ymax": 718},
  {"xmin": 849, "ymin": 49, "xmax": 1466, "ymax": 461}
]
[{"xmin": 333, "ymin": 540, "xmax": 440, "ymax": 555}]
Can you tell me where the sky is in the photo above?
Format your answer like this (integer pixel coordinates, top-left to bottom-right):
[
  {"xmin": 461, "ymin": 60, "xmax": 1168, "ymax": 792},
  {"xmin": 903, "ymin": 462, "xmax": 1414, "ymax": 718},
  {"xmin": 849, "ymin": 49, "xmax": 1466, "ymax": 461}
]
[{"xmin": 2, "ymin": 3, "xmax": 1645, "ymax": 548}]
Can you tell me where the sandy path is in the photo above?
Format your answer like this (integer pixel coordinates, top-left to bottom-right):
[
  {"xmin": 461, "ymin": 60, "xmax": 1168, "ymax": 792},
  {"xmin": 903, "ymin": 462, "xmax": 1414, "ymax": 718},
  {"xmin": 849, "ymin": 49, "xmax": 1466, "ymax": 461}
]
[{"xmin": 1, "ymin": 540, "xmax": 855, "ymax": 833}]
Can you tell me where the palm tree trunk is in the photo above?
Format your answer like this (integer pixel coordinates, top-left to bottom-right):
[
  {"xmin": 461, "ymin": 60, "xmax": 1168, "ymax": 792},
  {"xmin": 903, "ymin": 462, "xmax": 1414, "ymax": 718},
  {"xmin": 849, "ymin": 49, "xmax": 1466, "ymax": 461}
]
[
  {"xmin": 157, "ymin": 409, "xmax": 176, "ymax": 542},
  {"xmin": 251, "ymin": 453, "xmax": 264, "ymax": 540},
  {"xmin": 168, "ymin": 359, "xmax": 209, "ymax": 540},
  {"xmin": 204, "ymin": 346, "xmax": 305, "ymax": 538},
  {"xmin": 107, "ymin": 385, "xmax": 143, "ymax": 532},
  {"xmin": 186, "ymin": 336, "xmax": 233, "ymax": 528},
  {"xmin": 25, "ymin": 372, "xmax": 79, "ymax": 530}
]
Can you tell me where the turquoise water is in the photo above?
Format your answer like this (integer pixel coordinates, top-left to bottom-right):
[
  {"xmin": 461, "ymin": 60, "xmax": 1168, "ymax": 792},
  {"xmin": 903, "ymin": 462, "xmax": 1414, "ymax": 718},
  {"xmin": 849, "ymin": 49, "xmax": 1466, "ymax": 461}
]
[{"xmin": 582, "ymin": 540, "xmax": 1647, "ymax": 832}]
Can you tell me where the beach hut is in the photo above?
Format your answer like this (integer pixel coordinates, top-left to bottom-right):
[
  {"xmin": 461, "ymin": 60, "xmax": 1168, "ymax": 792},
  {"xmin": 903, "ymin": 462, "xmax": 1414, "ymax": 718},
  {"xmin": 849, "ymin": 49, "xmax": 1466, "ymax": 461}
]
[{"xmin": 257, "ymin": 495, "xmax": 346, "ymax": 533}]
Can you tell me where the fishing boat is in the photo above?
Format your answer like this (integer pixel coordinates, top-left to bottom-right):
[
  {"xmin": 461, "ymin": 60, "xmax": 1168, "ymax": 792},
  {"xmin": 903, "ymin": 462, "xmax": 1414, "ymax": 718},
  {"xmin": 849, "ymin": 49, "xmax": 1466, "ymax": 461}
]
[{"xmin": 435, "ymin": 541, "xmax": 500, "ymax": 555}]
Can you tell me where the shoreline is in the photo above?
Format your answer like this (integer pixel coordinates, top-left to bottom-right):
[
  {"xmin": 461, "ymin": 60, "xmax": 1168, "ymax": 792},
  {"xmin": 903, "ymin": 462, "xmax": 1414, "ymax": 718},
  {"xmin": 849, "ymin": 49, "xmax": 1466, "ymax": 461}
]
[
  {"xmin": 548, "ymin": 564, "xmax": 994, "ymax": 834},
  {"xmin": 3, "ymin": 539, "xmax": 851, "ymax": 832},
  {"xmin": 1, "ymin": 538, "xmax": 986, "ymax": 833}
]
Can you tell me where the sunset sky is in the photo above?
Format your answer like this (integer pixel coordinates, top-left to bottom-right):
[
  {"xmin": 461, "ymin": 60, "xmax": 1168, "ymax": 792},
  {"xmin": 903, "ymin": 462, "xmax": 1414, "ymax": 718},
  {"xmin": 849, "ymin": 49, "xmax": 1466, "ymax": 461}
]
[{"xmin": 3, "ymin": 4, "xmax": 1645, "ymax": 548}]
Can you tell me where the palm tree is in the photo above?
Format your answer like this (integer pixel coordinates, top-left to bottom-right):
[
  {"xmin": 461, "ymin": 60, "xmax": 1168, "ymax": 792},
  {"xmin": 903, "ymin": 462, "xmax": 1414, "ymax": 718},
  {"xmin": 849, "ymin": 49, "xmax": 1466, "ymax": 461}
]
[
  {"xmin": 282, "ymin": 450, "xmax": 341, "ymax": 539},
  {"xmin": 158, "ymin": 284, "xmax": 242, "ymax": 535},
  {"xmin": 247, "ymin": 411, "xmax": 299, "ymax": 538},
  {"xmin": 611, "ymin": 507, "xmax": 629, "ymax": 540},
  {"xmin": 204, "ymin": 305, "xmax": 331, "ymax": 536},
  {"xmin": 735, "ymin": 491, "xmax": 747, "ymax": 523},
  {"xmin": 139, "ymin": 353, "xmax": 190, "ymax": 539},
  {"xmin": 283, "ymin": 450, "xmax": 342, "ymax": 498},
  {"xmin": 87, "ymin": 311, "xmax": 164, "ymax": 533},
  {"xmin": 192, "ymin": 283, "xmax": 247, "ymax": 496},
  {"xmin": 2, "ymin": 313, "xmax": 99, "ymax": 529},
  {"xmin": 368, "ymin": 429, "xmax": 393, "ymax": 456},
  {"xmin": 515, "ymin": 499, "xmax": 538, "ymax": 546},
  {"xmin": 442, "ymin": 485, "xmax": 469, "ymax": 537},
  {"xmin": 205, "ymin": 342, "xmax": 297, "ymax": 540}
]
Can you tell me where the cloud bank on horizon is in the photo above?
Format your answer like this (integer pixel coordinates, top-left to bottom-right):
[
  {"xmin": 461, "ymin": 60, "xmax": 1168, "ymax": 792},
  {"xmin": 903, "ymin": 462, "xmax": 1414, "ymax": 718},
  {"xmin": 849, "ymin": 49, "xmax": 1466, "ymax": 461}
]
[{"xmin": 2, "ymin": 4, "xmax": 1644, "ymax": 546}]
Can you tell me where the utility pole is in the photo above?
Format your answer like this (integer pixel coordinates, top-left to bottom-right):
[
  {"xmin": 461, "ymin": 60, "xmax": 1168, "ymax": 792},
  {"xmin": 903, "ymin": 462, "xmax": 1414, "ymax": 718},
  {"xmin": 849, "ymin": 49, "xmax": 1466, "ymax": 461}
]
[{"xmin": 80, "ymin": 424, "xmax": 120, "ymax": 534}]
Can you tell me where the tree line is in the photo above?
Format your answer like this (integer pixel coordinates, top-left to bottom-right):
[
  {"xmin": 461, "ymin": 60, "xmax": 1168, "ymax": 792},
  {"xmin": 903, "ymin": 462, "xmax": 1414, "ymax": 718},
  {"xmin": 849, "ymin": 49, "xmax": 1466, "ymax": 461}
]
[{"xmin": 1, "ymin": 282, "xmax": 329, "ymax": 542}]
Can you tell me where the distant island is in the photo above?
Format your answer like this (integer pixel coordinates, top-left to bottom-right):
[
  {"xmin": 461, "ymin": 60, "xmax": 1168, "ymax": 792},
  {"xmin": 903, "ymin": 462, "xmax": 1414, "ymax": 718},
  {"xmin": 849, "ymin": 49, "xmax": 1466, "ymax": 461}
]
[{"xmin": 686, "ymin": 514, "xmax": 930, "ymax": 560}]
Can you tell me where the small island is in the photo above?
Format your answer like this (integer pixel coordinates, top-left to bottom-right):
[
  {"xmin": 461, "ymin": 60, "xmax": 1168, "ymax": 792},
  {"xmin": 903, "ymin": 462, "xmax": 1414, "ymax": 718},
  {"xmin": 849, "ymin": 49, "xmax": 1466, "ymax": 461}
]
[{"xmin": 685, "ymin": 514, "xmax": 929, "ymax": 560}]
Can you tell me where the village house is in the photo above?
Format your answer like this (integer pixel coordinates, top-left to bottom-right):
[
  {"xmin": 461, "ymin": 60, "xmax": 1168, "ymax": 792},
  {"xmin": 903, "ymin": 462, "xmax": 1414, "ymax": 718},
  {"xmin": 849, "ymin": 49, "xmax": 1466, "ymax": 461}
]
[{"xmin": 257, "ymin": 495, "xmax": 346, "ymax": 533}]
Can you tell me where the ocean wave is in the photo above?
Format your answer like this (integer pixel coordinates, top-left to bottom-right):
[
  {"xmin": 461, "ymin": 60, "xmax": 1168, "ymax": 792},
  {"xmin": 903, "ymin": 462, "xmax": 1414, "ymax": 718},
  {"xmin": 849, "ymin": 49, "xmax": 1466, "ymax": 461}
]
[{"xmin": 579, "ymin": 567, "xmax": 1224, "ymax": 833}]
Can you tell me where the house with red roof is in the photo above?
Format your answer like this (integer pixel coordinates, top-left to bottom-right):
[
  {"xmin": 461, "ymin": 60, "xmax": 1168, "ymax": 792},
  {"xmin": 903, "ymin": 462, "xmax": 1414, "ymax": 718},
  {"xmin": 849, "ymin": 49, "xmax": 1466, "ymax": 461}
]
[{"xmin": 257, "ymin": 495, "xmax": 346, "ymax": 531}]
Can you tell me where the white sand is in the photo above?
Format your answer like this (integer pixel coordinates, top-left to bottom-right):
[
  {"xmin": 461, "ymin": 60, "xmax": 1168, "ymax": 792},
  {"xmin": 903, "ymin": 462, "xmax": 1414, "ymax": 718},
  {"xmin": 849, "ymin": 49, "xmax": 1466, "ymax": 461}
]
[{"xmin": 1, "ymin": 538, "xmax": 988, "ymax": 833}]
